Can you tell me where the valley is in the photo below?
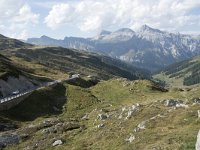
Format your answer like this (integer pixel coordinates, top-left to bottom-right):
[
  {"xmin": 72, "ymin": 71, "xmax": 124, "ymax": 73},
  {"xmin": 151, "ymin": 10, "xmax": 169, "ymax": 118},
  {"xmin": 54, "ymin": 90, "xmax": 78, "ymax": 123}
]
[{"xmin": 0, "ymin": 31, "xmax": 199, "ymax": 150}]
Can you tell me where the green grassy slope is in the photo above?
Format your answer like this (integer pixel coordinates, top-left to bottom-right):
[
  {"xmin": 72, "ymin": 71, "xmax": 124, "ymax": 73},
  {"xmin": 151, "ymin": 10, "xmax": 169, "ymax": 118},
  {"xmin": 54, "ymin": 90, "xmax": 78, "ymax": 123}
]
[
  {"xmin": 1, "ymin": 46, "xmax": 150, "ymax": 80},
  {"xmin": 0, "ymin": 34, "xmax": 31, "ymax": 50},
  {"xmin": 1, "ymin": 78, "xmax": 199, "ymax": 150},
  {"xmin": 154, "ymin": 55, "xmax": 200, "ymax": 86},
  {"xmin": 0, "ymin": 54, "xmax": 54, "ymax": 83}
]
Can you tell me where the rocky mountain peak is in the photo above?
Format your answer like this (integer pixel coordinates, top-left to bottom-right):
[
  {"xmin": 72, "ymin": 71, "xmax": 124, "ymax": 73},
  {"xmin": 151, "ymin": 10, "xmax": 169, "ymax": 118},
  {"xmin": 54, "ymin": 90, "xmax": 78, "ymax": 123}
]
[
  {"xmin": 0, "ymin": 34, "xmax": 6, "ymax": 38},
  {"xmin": 139, "ymin": 25, "xmax": 163, "ymax": 33},
  {"xmin": 40, "ymin": 35, "xmax": 51, "ymax": 39}
]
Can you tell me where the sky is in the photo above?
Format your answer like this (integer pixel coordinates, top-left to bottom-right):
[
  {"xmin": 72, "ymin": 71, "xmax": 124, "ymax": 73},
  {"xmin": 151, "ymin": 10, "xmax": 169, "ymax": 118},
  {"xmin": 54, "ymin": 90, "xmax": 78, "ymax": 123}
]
[{"xmin": 0, "ymin": 0, "xmax": 200, "ymax": 40}]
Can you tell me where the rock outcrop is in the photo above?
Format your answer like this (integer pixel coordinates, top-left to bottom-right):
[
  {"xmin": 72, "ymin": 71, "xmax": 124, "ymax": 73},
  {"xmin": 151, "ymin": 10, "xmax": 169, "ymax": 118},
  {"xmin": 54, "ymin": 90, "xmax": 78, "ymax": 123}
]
[
  {"xmin": 53, "ymin": 140, "xmax": 63, "ymax": 146},
  {"xmin": 0, "ymin": 133, "xmax": 20, "ymax": 148},
  {"xmin": 0, "ymin": 75, "xmax": 38, "ymax": 97}
]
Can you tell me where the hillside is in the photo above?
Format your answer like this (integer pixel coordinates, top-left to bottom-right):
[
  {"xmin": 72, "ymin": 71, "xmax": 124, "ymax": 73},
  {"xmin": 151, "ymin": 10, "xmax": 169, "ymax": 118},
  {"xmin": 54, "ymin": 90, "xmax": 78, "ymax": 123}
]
[
  {"xmin": 0, "ymin": 54, "xmax": 55, "ymax": 98},
  {"xmin": 1, "ymin": 46, "xmax": 150, "ymax": 80},
  {"xmin": 0, "ymin": 34, "xmax": 31, "ymax": 50},
  {"xmin": 154, "ymin": 55, "xmax": 200, "ymax": 86},
  {"xmin": 0, "ymin": 78, "xmax": 199, "ymax": 149},
  {"xmin": 27, "ymin": 25, "xmax": 200, "ymax": 71},
  {"xmin": 0, "ymin": 36, "xmax": 199, "ymax": 150}
]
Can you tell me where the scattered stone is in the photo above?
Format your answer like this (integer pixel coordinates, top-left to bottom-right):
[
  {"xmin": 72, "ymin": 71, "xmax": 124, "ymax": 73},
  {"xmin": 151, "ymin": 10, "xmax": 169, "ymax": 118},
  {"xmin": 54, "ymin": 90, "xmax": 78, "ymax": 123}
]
[
  {"xmin": 41, "ymin": 127, "xmax": 56, "ymax": 135},
  {"xmin": 96, "ymin": 123, "xmax": 105, "ymax": 128},
  {"xmin": 125, "ymin": 105, "xmax": 139, "ymax": 120},
  {"xmin": 81, "ymin": 113, "xmax": 89, "ymax": 120},
  {"xmin": 125, "ymin": 134, "xmax": 135, "ymax": 143},
  {"xmin": 97, "ymin": 114, "xmax": 110, "ymax": 120},
  {"xmin": 119, "ymin": 104, "xmax": 140, "ymax": 120},
  {"xmin": 52, "ymin": 140, "xmax": 63, "ymax": 146},
  {"xmin": 198, "ymin": 110, "xmax": 200, "ymax": 118},
  {"xmin": 175, "ymin": 103, "xmax": 189, "ymax": 108},
  {"xmin": 194, "ymin": 98, "xmax": 200, "ymax": 104},
  {"xmin": 133, "ymin": 127, "xmax": 139, "ymax": 132},
  {"xmin": 162, "ymin": 99, "xmax": 183, "ymax": 107},
  {"xmin": 137, "ymin": 121, "xmax": 146, "ymax": 130},
  {"xmin": 196, "ymin": 130, "xmax": 200, "ymax": 150}
]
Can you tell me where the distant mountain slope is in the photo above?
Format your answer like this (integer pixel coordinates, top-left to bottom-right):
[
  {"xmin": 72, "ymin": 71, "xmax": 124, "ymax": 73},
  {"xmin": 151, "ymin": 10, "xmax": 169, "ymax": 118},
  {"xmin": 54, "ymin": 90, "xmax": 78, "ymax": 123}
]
[
  {"xmin": 0, "ymin": 54, "xmax": 45, "ymax": 98},
  {"xmin": 0, "ymin": 34, "xmax": 31, "ymax": 50},
  {"xmin": 6, "ymin": 46, "xmax": 150, "ymax": 80},
  {"xmin": 154, "ymin": 55, "xmax": 200, "ymax": 86},
  {"xmin": 27, "ymin": 25, "xmax": 200, "ymax": 71}
]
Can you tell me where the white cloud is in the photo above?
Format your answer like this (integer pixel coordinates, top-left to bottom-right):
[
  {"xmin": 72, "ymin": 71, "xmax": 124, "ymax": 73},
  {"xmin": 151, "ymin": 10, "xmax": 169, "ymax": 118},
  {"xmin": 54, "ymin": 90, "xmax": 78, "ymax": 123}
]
[
  {"xmin": 44, "ymin": 0, "xmax": 200, "ymax": 33},
  {"xmin": 0, "ymin": 0, "xmax": 39, "ymax": 39},
  {"xmin": 45, "ymin": 3, "xmax": 73, "ymax": 29},
  {"xmin": 14, "ymin": 4, "xmax": 40, "ymax": 24},
  {"xmin": 10, "ymin": 29, "xmax": 28, "ymax": 40}
]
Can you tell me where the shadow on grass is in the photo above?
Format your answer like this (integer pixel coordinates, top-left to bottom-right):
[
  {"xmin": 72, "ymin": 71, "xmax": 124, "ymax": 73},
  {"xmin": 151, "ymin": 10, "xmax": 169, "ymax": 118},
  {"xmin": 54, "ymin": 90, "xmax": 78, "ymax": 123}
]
[
  {"xmin": 0, "ymin": 83, "xmax": 67, "ymax": 121},
  {"xmin": 66, "ymin": 78, "xmax": 99, "ymax": 88}
]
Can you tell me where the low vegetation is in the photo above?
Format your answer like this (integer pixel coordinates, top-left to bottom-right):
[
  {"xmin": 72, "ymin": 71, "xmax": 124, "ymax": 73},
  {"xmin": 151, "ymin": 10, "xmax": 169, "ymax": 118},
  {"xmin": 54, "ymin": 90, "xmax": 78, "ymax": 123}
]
[
  {"xmin": 154, "ymin": 56, "xmax": 200, "ymax": 87},
  {"xmin": 0, "ymin": 46, "xmax": 149, "ymax": 80},
  {"xmin": 0, "ymin": 37, "xmax": 199, "ymax": 150},
  {"xmin": 0, "ymin": 78, "xmax": 199, "ymax": 150}
]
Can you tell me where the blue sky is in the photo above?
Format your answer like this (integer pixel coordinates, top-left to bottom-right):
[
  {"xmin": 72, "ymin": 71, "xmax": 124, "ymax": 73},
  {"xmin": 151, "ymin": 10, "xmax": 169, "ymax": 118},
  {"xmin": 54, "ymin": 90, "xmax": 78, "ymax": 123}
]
[{"xmin": 0, "ymin": 0, "xmax": 200, "ymax": 39}]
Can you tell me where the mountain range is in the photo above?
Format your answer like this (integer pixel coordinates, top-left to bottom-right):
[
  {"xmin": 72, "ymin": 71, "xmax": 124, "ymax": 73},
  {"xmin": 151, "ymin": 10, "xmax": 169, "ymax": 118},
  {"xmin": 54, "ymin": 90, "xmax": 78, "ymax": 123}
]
[{"xmin": 27, "ymin": 25, "xmax": 200, "ymax": 72}]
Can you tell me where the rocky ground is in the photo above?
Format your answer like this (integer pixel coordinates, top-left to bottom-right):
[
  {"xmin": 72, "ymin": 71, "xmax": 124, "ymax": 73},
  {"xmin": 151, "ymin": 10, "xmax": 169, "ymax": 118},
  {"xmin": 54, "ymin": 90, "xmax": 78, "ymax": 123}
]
[{"xmin": 0, "ymin": 78, "xmax": 200, "ymax": 150}]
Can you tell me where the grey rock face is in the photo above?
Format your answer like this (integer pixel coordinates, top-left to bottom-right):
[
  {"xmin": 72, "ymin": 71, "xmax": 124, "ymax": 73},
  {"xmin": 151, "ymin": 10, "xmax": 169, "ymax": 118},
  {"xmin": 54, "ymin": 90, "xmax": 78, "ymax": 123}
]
[
  {"xmin": 0, "ymin": 75, "xmax": 38, "ymax": 97},
  {"xmin": 0, "ymin": 133, "xmax": 20, "ymax": 148}
]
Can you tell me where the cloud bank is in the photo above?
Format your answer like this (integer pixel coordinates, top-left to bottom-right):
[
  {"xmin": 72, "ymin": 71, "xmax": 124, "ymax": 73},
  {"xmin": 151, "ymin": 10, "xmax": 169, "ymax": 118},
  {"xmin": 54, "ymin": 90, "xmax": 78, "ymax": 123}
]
[
  {"xmin": 0, "ymin": 0, "xmax": 39, "ymax": 39},
  {"xmin": 44, "ymin": 0, "xmax": 200, "ymax": 33}
]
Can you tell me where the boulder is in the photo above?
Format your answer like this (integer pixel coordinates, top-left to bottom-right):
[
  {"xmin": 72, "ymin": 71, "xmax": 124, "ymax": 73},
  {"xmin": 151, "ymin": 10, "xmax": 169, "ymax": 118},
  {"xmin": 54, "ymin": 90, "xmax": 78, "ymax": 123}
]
[
  {"xmin": 96, "ymin": 123, "xmax": 105, "ymax": 128},
  {"xmin": 52, "ymin": 140, "xmax": 63, "ymax": 146},
  {"xmin": 137, "ymin": 121, "xmax": 146, "ymax": 130},
  {"xmin": 119, "ymin": 104, "xmax": 140, "ymax": 120},
  {"xmin": 97, "ymin": 114, "xmax": 110, "ymax": 120},
  {"xmin": 81, "ymin": 113, "xmax": 89, "ymax": 120},
  {"xmin": 125, "ymin": 105, "xmax": 139, "ymax": 120},
  {"xmin": 194, "ymin": 98, "xmax": 200, "ymax": 104},
  {"xmin": 162, "ymin": 99, "xmax": 183, "ymax": 107},
  {"xmin": 175, "ymin": 103, "xmax": 189, "ymax": 108},
  {"xmin": 196, "ymin": 130, "xmax": 200, "ymax": 150},
  {"xmin": 0, "ymin": 133, "xmax": 20, "ymax": 148},
  {"xmin": 125, "ymin": 134, "xmax": 135, "ymax": 143}
]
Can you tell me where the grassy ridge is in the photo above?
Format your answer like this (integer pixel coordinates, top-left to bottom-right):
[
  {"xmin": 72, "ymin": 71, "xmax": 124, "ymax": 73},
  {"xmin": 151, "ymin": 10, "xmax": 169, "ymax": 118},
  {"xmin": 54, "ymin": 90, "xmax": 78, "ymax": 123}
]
[
  {"xmin": 2, "ymin": 78, "xmax": 199, "ymax": 150},
  {"xmin": 0, "ymin": 34, "xmax": 31, "ymax": 50},
  {"xmin": 154, "ymin": 55, "xmax": 200, "ymax": 86},
  {"xmin": 1, "ymin": 46, "xmax": 150, "ymax": 80}
]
